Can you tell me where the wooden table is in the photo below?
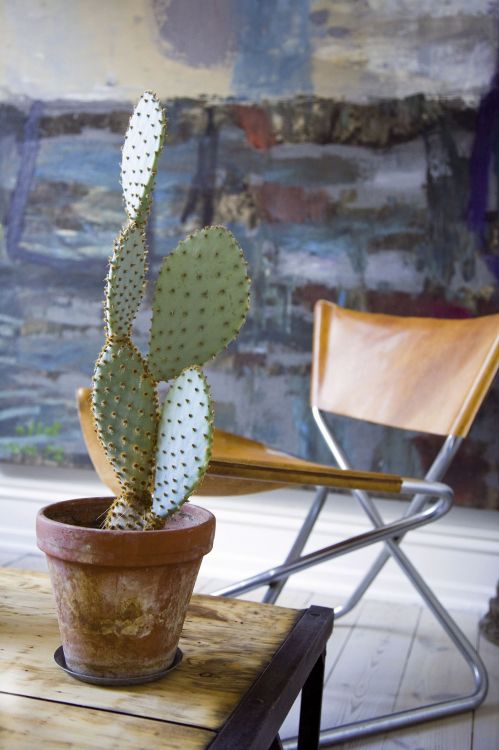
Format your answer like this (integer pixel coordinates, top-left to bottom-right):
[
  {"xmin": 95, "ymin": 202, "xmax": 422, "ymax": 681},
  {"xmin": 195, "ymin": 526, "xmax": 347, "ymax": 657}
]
[{"xmin": 0, "ymin": 568, "xmax": 334, "ymax": 749}]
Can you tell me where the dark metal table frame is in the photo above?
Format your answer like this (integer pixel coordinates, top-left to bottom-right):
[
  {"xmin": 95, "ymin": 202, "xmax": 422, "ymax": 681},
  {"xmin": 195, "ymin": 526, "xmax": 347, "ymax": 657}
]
[{"xmin": 210, "ymin": 605, "xmax": 334, "ymax": 750}]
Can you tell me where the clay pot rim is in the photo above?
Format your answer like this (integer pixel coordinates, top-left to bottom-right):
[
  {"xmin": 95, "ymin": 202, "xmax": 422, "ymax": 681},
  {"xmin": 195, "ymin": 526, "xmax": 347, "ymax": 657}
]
[
  {"xmin": 38, "ymin": 496, "xmax": 211, "ymax": 536},
  {"xmin": 36, "ymin": 496, "xmax": 216, "ymax": 567}
]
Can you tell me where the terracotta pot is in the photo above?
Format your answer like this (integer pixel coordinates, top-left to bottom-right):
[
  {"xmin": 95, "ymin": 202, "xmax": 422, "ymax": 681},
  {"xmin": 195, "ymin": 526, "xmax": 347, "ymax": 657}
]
[{"xmin": 36, "ymin": 497, "xmax": 215, "ymax": 681}]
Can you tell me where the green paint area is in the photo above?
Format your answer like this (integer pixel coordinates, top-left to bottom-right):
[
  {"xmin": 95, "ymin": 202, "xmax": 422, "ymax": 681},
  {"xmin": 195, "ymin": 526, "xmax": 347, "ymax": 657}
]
[{"xmin": 5, "ymin": 420, "xmax": 65, "ymax": 464}]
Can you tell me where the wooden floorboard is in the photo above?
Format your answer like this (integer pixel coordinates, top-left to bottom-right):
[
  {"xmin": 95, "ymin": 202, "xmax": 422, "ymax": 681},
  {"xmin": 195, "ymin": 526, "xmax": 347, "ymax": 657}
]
[
  {"xmin": 368, "ymin": 607, "xmax": 477, "ymax": 750},
  {"xmin": 317, "ymin": 600, "xmax": 421, "ymax": 748}
]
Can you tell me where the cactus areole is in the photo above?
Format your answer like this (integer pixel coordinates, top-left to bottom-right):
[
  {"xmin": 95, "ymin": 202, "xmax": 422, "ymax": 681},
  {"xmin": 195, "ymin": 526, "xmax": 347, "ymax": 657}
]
[{"xmin": 36, "ymin": 91, "xmax": 250, "ymax": 683}]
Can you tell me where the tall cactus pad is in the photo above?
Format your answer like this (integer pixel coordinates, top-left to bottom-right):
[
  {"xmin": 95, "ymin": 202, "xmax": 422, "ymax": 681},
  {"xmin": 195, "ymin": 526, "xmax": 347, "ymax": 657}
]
[
  {"xmin": 148, "ymin": 226, "xmax": 250, "ymax": 382},
  {"xmin": 93, "ymin": 339, "xmax": 159, "ymax": 497},
  {"xmin": 105, "ymin": 223, "xmax": 148, "ymax": 339},
  {"xmin": 152, "ymin": 367, "xmax": 213, "ymax": 519},
  {"xmin": 121, "ymin": 91, "xmax": 167, "ymax": 224}
]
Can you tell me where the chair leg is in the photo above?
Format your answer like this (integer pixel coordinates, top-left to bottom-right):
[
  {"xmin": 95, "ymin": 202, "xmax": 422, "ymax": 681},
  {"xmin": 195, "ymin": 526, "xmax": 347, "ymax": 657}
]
[
  {"xmin": 282, "ymin": 561, "xmax": 489, "ymax": 748},
  {"xmin": 334, "ymin": 545, "xmax": 390, "ymax": 618},
  {"xmin": 317, "ymin": 423, "xmax": 461, "ymax": 624},
  {"xmin": 316, "ymin": 493, "xmax": 488, "ymax": 749},
  {"xmin": 263, "ymin": 487, "xmax": 329, "ymax": 604},
  {"xmin": 278, "ymin": 536, "xmax": 489, "ymax": 748},
  {"xmin": 281, "ymin": 422, "xmax": 487, "ymax": 747},
  {"xmin": 211, "ymin": 480, "xmax": 451, "ymax": 598},
  {"xmin": 212, "ymin": 479, "xmax": 488, "ymax": 743},
  {"xmin": 334, "ymin": 487, "xmax": 447, "ymax": 618},
  {"xmin": 334, "ymin": 493, "xmax": 428, "ymax": 618}
]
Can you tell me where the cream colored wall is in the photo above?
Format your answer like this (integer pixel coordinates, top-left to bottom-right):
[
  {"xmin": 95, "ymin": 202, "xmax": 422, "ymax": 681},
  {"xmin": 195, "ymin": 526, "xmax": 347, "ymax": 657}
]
[
  {"xmin": 0, "ymin": 0, "xmax": 496, "ymax": 104},
  {"xmin": 0, "ymin": 0, "xmax": 232, "ymax": 101}
]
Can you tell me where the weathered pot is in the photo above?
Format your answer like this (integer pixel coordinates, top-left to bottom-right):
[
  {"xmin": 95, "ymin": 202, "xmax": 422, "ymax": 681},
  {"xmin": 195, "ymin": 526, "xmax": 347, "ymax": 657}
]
[{"xmin": 36, "ymin": 497, "xmax": 215, "ymax": 681}]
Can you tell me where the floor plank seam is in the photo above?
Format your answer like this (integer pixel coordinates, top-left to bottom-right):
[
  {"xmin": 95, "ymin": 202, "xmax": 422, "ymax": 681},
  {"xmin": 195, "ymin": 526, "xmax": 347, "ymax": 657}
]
[
  {"xmin": 0, "ymin": 689, "xmax": 218, "ymax": 735},
  {"xmin": 390, "ymin": 605, "xmax": 423, "ymax": 715}
]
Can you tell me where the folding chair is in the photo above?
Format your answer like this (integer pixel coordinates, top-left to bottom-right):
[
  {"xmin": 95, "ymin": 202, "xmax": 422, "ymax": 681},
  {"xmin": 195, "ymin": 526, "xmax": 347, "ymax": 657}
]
[{"xmin": 78, "ymin": 301, "xmax": 499, "ymax": 747}]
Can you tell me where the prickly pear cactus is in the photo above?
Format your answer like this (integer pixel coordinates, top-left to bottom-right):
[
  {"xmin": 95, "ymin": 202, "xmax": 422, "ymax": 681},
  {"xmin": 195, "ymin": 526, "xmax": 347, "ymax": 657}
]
[{"xmin": 92, "ymin": 91, "xmax": 250, "ymax": 531}]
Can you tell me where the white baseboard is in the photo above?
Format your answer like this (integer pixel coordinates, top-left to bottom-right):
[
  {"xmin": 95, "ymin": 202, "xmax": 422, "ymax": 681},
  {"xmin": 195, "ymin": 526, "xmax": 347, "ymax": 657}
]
[{"xmin": 1, "ymin": 463, "xmax": 498, "ymax": 612}]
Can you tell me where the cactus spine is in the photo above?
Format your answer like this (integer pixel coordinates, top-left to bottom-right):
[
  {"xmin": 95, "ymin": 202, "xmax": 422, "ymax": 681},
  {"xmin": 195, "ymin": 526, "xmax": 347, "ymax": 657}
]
[{"xmin": 92, "ymin": 91, "xmax": 250, "ymax": 530}]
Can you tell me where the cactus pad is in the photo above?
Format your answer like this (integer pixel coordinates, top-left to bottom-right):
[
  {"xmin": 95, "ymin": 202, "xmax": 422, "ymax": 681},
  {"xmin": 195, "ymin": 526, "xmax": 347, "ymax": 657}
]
[
  {"xmin": 121, "ymin": 91, "xmax": 167, "ymax": 224},
  {"xmin": 152, "ymin": 367, "xmax": 213, "ymax": 519},
  {"xmin": 148, "ymin": 226, "xmax": 250, "ymax": 382},
  {"xmin": 105, "ymin": 222, "xmax": 147, "ymax": 338},
  {"xmin": 103, "ymin": 495, "xmax": 161, "ymax": 531},
  {"xmin": 93, "ymin": 339, "xmax": 159, "ymax": 497}
]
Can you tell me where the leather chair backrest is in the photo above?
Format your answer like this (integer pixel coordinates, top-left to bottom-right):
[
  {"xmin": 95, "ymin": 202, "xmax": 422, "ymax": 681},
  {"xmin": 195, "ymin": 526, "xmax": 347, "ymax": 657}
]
[{"xmin": 311, "ymin": 301, "xmax": 499, "ymax": 437}]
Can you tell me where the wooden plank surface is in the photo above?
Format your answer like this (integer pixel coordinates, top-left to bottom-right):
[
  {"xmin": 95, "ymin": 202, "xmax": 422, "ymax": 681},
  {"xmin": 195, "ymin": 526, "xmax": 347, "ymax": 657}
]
[
  {"xmin": 0, "ymin": 693, "xmax": 215, "ymax": 750},
  {"xmin": 319, "ymin": 599, "xmax": 421, "ymax": 740},
  {"xmin": 201, "ymin": 576, "xmax": 314, "ymax": 609},
  {"xmin": 374, "ymin": 607, "xmax": 477, "ymax": 750},
  {"xmin": 0, "ymin": 568, "xmax": 300, "ymax": 732}
]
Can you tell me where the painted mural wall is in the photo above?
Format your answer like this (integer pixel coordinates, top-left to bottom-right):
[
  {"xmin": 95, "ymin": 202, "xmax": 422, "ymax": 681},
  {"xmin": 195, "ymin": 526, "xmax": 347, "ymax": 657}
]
[{"xmin": 0, "ymin": 1, "xmax": 498, "ymax": 507}]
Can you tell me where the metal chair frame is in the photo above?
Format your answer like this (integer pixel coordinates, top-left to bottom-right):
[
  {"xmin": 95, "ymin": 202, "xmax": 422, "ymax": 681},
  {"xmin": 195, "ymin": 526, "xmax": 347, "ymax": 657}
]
[{"xmin": 212, "ymin": 417, "xmax": 488, "ymax": 747}]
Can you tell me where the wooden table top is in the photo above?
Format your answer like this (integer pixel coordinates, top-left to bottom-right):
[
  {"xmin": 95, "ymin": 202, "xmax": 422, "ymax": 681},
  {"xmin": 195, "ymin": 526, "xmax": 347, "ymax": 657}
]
[{"xmin": 0, "ymin": 568, "xmax": 333, "ymax": 749}]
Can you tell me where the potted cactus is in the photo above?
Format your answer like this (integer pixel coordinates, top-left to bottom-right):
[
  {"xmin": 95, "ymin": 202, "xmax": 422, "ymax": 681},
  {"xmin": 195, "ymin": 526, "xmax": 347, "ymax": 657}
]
[{"xmin": 36, "ymin": 92, "xmax": 250, "ymax": 684}]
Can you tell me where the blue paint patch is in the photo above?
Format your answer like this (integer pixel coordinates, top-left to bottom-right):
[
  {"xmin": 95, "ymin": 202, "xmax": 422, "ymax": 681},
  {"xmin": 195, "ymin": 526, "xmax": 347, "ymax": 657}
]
[
  {"xmin": 6, "ymin": 101, "xmax": 43, "ymax": 260},
  {"xmin": 17, "ymin": 335, "xmax": 99, "ymax": 373},
  {"xmin": 217, "ymin": 124, "xmax": 271, "ymax": 174},
  {"xmin": 232, "ymin": 0, "xmax": 313, "ymax": 98},
  {"xmin": 263, "ymin": 223, "xmax": 339, "ymax": 255},
  {"xmin": 35, "ymin": 132, "xmax": 121, "ymax": 189},
  {"xmin": 17, "ymin": 131, "xmax": 123, "ymax": 265},
  {"xmin": 149, "ymin": 139, "xmax": 203, "ymax": 258}
]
